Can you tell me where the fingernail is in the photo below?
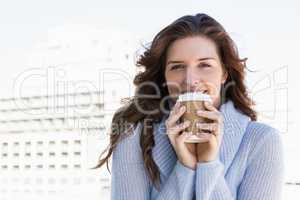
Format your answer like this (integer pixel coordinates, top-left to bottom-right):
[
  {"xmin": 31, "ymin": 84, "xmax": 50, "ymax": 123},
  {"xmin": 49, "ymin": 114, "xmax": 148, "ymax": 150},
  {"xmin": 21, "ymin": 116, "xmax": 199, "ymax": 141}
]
[
  {"xmin": 180, "ymin": 106, "xmax": 185, "ymax": 111},
  {"xmin": 197, "ymin": 110, "xmax": 203, "ymax": 114}
]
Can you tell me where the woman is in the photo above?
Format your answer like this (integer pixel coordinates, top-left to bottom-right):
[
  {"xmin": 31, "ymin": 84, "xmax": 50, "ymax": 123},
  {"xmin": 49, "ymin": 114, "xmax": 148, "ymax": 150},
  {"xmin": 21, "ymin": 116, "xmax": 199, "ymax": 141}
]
[{"xmin": 94, "ymin": 13, "xmax": 284, "ymax": 199}]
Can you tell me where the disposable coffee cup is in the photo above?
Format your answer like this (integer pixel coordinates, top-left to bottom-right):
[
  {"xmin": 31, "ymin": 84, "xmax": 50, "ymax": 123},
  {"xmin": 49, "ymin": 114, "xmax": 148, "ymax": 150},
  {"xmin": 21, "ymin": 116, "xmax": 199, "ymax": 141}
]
[{"xmin": 177, "ymin": 92, "xmax": 212, "ymax": 143}]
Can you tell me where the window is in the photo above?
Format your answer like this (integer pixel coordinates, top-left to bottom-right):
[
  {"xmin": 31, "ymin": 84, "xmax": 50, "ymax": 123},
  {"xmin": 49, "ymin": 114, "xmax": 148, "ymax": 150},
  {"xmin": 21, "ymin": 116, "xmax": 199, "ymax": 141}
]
[
  {"xmin": 1, "ymin": 153, "xmax": 8, "ymax": 158},
  {"xmin": 1, "ymin": 165, "xmax": 8, "ymax": 169},
  {"xmin": 49, "ymin": 152, "xmax": 55, "ymax": 156},
  {"xmin": 36, "ymin": 165, "xmax": 43, "ymax": 169},
  {"xmin": 61, "ymin": 152, "xmax": 68, "ymax": 156},
  {"xmin": 13, "ymin": 165, "xmax": 19, "ymax": 170},
  {"xmin": 74, "ymin": 140, "xmax": 81, "ymax": 145},
  {"xmin": 74, "ymin": 164, "xmax": 81, "ymax": 169},
  {"xmin": 49, "ymin": 165, "xmax": 55, "ymax": 169},
  {"xmin": 61, "ymin": 140, "xmax": 68, "ymax": 145},
  {"xmin": 36, "ymin": 152, "xmax": 43, "ymax": 156},
  {"xmin": 24, "ymin": 165, "xmax": 31, "ymax": 169},
  {"xmin": 61, "ymin": 164, "xmax": 68, "ymax": 169}
]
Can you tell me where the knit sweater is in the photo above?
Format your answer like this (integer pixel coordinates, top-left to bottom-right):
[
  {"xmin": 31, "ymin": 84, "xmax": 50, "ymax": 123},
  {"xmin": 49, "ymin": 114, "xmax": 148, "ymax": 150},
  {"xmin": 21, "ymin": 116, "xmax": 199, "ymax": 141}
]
[{"xmin": 110, "ymin": 100, "xmax": 285, "ymax": 200}]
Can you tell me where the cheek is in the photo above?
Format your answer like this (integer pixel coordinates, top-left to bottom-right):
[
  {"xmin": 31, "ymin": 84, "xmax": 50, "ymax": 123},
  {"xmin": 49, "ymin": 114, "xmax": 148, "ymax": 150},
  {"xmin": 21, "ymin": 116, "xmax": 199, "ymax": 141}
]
[
  {"xmin": 165, "ymin": 71, "xmax": 183, "ymax": 81},
  {"xmin": 203, "ymin": 74, "xmax": 224, "ymax": 98},
  {"xmin": 166, "ymin": 81, "xmax": 182, "ymax": 95},
  {"xmin": 165, "ymin": 72, "xmax": 184, "ymax": 92}
]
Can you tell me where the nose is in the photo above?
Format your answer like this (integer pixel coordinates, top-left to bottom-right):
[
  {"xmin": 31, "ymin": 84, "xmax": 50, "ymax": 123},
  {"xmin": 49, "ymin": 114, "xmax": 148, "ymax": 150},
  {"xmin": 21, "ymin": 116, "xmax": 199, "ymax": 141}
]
[{"xmin": 184, "ymin": 67, "xmax": 202, "ymax": 92}]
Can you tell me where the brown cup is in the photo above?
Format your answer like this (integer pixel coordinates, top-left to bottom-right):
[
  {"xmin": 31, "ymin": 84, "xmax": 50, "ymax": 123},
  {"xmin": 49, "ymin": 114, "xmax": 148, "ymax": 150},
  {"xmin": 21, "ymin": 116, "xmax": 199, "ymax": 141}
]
[{"xmin": 177, "ymin": 92, "xmax": 212, "ymax": 143}]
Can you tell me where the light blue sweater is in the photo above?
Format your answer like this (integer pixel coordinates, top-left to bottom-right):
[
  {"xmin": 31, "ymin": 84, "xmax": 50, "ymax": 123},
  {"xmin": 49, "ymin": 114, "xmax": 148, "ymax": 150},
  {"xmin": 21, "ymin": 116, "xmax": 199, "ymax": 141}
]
[{"xmin": 111, "ymin": 100, "xmax": 285, "ymax": 200}]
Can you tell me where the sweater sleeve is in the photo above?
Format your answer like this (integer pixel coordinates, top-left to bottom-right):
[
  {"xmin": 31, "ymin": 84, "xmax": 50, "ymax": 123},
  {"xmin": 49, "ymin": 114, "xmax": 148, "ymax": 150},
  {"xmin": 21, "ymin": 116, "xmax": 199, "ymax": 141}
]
[
  {"xmin": 151, "ymin": 160, "xmax": 196, "ymax": 200},
  {"xmin": 237, "ymin": 128, "xmax": 285, "ymax": 200},
  {"xmin": 195, "ymin": 158, "xmax": 234, "ymax": 199},
  {"xmin": 194, "ymin": 128, "xmax": 284, "ymax": 200},
  {"xmin": 111, "ymin": 123, "xmax": 196, "ymax": 200}
]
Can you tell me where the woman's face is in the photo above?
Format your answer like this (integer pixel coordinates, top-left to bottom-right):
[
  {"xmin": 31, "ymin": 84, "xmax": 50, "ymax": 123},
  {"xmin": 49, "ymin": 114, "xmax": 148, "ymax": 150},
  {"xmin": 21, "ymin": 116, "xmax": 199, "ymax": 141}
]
[{"xmin": 164, "ymin": 36, "xmax": 227, "ymax": 109}]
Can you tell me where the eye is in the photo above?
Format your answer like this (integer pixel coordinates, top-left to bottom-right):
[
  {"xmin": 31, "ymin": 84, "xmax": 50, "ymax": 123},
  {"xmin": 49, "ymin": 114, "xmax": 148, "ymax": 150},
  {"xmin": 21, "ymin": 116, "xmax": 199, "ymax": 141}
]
[
  {"xmin": 199, "ymin": 63, "xmax": 211, "ymax": 68},
  {"xmin": 170, "ymin": 64, "xmax": 184, "ymax": 70}
]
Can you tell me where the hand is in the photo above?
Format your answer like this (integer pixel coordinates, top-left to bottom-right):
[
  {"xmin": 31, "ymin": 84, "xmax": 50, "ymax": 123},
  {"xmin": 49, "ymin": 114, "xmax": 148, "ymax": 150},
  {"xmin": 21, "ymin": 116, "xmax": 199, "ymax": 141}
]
[
  {"xmin": 195, "ymin": 101, "xmax": 224, "ymax": 163},
  {"xmin": 165, "ymin": 100, "xmax": 197, "ymax": 170}
]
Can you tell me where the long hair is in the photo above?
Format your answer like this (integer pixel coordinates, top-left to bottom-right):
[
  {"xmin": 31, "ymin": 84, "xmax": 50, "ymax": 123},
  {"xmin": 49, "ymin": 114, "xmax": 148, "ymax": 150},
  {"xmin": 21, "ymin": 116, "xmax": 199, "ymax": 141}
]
[{"xmin": 92, "ymin": 13, "xmax": 257, "ymax": 190}]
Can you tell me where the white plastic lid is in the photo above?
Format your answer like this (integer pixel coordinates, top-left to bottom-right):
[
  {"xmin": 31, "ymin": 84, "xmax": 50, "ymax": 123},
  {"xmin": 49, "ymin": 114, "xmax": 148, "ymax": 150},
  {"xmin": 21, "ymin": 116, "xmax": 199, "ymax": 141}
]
[{"xmin": 177, "ymin": 92, "xmax": 212, "ymax": 102}]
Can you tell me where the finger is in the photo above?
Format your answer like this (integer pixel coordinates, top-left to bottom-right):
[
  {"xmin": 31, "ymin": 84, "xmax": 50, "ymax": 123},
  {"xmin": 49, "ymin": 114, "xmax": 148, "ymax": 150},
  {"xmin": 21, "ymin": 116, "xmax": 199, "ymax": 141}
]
[
  {"xmin": 196, "ymin": 132, "xmax": 213, "ymax": 139},
  {"xmin": 166, "ymin": 121, "xmax": 190, "ymax": 145},
  {"xmin": 185, "ymin": 133, "xmax": 211, "ymax": 143},
  {"xmin": 203, "ymin": 101, "xmax": 218, "ymax": 112},
  {"xmin": 167, "ymin": 120, "xmax": 190, "ymax": 137},
  {"xmin": 166, "ymin": 104, "xmax": 186, "ymax": 127},
  {"xmin": 170, "ymin": 100, "xmax": 180, "ymax": 116},
  {"xmin": 175, "ymin": 132, "xmax": 198, "ymax": 154},
  {"xmin": 177, "ymin": 131, "xmax": 188, "ymax": 142},
  {"xmin": 196, "ymin": 122, "xmax": 218, "ymax": 132},
  {"xmin": 196, "ymin": 110, "xmax": 222, "ymax": 123},
  {"xmin": 177, "ymin": 131, "xmax": 194, "ymax": 146}
]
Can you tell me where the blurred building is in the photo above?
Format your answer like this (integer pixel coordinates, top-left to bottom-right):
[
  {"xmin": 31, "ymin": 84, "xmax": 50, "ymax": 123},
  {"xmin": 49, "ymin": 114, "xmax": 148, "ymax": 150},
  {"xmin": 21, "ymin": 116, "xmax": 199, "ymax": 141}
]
[
  {"xmin": 0, "ymin": 91, "xmax": 111, "ymax": 199},
  {"xmin": 0, "ymin": 26, "xmax": 138, "ymax": 200}
]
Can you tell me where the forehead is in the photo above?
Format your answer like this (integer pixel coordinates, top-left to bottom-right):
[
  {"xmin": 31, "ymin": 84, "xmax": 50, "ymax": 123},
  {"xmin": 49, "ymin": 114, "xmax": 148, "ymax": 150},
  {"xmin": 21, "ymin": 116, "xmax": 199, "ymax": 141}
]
[{"xmin": 166, "ymin": 36, "xmax": 219, "ymax": 61}]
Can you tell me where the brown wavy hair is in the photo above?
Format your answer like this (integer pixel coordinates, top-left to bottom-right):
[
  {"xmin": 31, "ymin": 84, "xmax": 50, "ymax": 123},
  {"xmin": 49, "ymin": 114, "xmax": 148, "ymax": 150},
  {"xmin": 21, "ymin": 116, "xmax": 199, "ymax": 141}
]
[{"xmin": 92, "ymin": 13, "xmax": 257, "ymax": 190}]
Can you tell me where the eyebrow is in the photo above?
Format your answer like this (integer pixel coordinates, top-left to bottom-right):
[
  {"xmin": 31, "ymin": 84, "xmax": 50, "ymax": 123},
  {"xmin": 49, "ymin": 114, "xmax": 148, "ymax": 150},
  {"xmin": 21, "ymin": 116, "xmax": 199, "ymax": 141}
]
[{"xmin": 166, "ymin": 57, "xmax": 216, "ymax": 65}]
